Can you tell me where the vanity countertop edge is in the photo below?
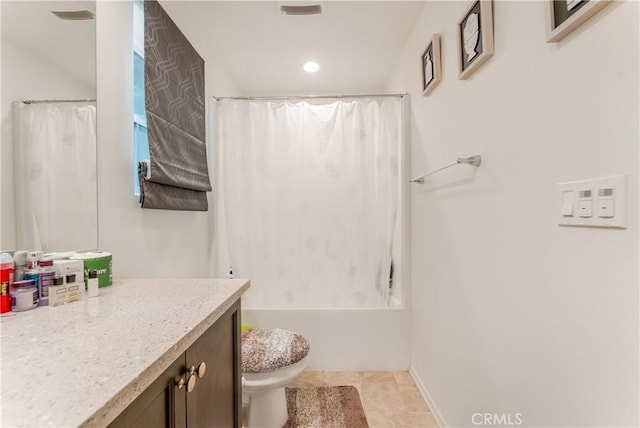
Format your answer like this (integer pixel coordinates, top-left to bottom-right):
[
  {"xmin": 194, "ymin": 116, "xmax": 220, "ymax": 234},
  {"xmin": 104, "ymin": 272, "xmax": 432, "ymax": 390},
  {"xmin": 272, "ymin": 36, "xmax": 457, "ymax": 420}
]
[{"xmin": 0, "ymin": 278, "xmax": 250, "ymax": 428}]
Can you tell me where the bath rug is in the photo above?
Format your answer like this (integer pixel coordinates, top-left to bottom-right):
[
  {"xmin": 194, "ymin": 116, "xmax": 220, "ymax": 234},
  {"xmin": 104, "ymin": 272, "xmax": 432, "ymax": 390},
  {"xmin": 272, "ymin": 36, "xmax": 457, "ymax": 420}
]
[{"xmin": 283, "ymin": 385, "xmax": 369, "ymax": 428}]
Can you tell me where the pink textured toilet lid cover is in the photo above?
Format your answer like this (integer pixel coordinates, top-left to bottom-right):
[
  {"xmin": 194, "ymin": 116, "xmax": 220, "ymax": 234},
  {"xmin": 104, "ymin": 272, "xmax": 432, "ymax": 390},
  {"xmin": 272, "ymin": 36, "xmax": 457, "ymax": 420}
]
[{"xmin": 241, "ymin": 328, "xmax": 310, "ymax": 373}]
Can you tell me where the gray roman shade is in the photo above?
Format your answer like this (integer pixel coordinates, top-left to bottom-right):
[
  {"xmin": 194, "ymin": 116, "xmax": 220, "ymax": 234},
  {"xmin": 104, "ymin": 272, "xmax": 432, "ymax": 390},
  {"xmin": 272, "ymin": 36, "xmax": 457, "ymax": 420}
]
[{"xmin": 139, "ymin": 0, "xmax": 211, "ymax": 211}]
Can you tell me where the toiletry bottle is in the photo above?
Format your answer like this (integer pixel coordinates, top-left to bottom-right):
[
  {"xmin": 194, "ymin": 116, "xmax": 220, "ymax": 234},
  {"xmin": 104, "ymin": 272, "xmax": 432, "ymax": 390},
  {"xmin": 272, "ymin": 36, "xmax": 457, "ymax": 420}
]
[
  {"xmin": 0, "ymin": 253, "xmax": 14, "ymax": 313},
  {"xmin": 23, "ymin": 252, "xmax": 41, "ymax": 306},
  {"xmin": 49, "ymin": 277, "xmax": 66, "ymax": 307},
  {"xmin": 26, "ymin": 251, "xmax": 42, "ymax": 271},
  {"xmin": 87, "ymin": 270, "xmax": 99, "ymax": 298},
  {"xmin": 13, "ymin": 251, "xmax": 27, "ymax": 282},
  {"xmin": 36, "ymin": 259, "xmax": 55, "ymax": 306},
  {"xmin": 66, "ymin": 274, "xmax": 83, "ymax": 302},
  {"xmin": 229, "ymin": 265, "xmax": 234, "ymax": 279}
]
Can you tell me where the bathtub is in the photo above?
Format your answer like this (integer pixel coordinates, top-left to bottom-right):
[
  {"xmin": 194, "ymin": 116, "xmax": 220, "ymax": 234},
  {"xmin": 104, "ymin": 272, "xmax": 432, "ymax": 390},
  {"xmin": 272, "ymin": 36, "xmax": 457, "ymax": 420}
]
[
  {"xmin": 241, "ymin": 303, "xmax": 410, "ymax": 371},
  {"xmin": 211, "ymin": 102, "xmax": 411, "ymax": 371}
]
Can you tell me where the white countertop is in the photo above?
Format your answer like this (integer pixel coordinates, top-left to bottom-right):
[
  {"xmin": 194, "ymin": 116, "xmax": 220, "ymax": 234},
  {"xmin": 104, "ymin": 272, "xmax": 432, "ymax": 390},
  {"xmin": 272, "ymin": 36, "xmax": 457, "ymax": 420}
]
[{"xmin": 0, "ymin": 278, "xmax": 250, "ymax": 427}]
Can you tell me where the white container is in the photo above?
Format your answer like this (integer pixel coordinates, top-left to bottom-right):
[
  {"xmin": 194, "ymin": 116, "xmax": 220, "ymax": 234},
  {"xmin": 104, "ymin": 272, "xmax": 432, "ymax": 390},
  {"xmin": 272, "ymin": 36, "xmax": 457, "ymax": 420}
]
[
  {"xmin": 0, "ymin": 252, "xmax": 14, "ymax": 296},
  {"xmin": 11, "ymin": 279, "xmax": 38, "ymax": 311},
  {"xmin": 13, "ymin": 251, "xmax": 27, "ymax": 282},
  {"xmin": 49, "ymin": 277, "xmax": 67, "ymax": 307},
  {"xmin": 66, "ymin": 282, "xmax": 84, "ymax": 302},
  {"xmin": 87, "ymin": 270, "xmax": 99, "ymax": 298},
  {"xmin": 26, "ymin": 251, "xmax": 42, "ymax": 270}
]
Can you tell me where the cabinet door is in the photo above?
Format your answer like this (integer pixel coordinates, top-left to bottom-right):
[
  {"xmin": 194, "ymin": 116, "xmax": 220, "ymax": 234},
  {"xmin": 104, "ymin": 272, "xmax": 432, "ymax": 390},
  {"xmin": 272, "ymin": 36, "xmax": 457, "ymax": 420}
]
[
  {"xmin": 109, "ymin": 355, "xmax": 187, "ymax": 428},
  {"xmin": 185, "ymin": 301, "xmax": 241, "ymax": 428}
]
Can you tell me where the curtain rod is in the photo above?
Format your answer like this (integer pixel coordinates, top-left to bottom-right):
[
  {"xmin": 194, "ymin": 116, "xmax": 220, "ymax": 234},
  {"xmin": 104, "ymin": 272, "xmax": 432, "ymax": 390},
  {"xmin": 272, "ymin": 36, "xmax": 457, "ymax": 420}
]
[
  {"xmin": 22, "ymin": 98, "xmax": 96, "ymax": 104},
  {"xmin": 212, "ymin": 93, "xmax": 407, "ymax": 101}
]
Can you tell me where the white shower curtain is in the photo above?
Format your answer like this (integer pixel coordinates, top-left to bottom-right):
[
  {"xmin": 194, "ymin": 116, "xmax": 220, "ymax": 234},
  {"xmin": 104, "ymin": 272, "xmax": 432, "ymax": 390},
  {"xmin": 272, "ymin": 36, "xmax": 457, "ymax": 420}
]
[
  {"xmin": 216, "ymin": 97, "xmax": 401, "ymax": 308},
  {"xmin": 13, "ymin": 102, "xmax": 97, "ymax": 253}
]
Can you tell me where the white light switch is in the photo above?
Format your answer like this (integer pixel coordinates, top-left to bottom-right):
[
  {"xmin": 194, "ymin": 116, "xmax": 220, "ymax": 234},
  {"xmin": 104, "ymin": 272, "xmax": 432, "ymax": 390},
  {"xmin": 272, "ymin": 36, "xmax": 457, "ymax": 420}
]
[
  {"xmin": 557, "ymin": 175, "xmax": 626, "ymax": 228},
  {"xmin": 561, "ymin": 191, "xmax": 574, "ymax": 216}
]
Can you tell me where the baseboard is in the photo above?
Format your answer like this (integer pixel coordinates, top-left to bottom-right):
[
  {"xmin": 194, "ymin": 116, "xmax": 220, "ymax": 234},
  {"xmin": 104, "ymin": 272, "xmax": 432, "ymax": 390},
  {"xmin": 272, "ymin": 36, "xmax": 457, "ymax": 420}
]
[{"xmin": 409, "ymin": 366, "xmax": 448, "ymax": 428}]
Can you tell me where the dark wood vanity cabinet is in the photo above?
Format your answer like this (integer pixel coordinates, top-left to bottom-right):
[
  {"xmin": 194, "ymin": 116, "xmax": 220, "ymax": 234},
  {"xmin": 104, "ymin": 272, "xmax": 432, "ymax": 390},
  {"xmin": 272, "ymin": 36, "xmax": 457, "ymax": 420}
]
[{"xmin": 109, "ymin": 301, "xmax": 241, "ymax": 428}]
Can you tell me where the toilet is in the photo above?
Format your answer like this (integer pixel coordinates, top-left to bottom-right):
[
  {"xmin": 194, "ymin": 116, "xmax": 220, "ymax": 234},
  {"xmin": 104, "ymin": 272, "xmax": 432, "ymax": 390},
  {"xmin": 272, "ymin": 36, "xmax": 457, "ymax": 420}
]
[{"xmin": 241, "ymin": 328, "xmax": 310, "ymax": 428}]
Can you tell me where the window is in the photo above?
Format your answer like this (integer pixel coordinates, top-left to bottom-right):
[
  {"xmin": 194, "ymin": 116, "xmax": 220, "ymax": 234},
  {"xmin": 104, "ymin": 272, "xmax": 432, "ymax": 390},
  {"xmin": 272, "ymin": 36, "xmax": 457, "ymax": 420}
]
[
  {"xmin": 134, "ymin": 0, "xmax": 210, "ymax": 210},
  {"xmin": 133, "ymin": 0, "xmax": 149, "ymax": 196}
]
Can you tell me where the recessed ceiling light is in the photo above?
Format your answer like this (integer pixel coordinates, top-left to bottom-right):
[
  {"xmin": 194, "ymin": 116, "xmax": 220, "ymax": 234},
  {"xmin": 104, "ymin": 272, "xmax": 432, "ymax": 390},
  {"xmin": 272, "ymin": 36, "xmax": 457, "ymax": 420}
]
[{"xmin": 303, "ymin": 61, "xmax": 320, "ymax": 73}]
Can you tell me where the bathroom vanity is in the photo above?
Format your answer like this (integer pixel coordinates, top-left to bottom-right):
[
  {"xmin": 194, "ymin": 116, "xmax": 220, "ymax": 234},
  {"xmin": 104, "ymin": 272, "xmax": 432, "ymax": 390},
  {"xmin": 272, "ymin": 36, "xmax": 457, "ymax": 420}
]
[{"xmin": 0, "ymin": 278, "xmax": 250, "ymax": 427}]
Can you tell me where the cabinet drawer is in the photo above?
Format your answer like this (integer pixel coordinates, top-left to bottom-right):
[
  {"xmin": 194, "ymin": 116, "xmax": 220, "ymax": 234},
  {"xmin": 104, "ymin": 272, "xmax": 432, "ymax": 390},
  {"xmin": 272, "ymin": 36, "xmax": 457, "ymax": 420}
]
[
  {"xmin": 108, "ymin": 300, "xmax": 241, "ymax": 428},
  {"xmin": 109, "ymin": 355, "xmax": 186, "ymax": 428},
  {"xmin": 186, "ymin": 301, "xmax": 241, "ymax": 427}
]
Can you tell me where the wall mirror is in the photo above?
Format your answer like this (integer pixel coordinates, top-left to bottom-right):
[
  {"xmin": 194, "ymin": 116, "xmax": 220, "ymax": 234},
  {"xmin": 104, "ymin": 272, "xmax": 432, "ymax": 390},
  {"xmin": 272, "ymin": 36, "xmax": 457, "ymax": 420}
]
[{"xmin": 1, "ymin": 0, "xmax": 97, "ymax": 254}]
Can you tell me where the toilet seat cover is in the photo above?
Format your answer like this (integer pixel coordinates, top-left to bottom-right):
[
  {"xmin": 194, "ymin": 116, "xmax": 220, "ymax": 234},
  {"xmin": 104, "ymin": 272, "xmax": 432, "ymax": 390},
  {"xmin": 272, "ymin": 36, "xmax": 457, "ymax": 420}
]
[{"xmin": 241, "ymin": 328, "xmax": 310, "ymax": 373}]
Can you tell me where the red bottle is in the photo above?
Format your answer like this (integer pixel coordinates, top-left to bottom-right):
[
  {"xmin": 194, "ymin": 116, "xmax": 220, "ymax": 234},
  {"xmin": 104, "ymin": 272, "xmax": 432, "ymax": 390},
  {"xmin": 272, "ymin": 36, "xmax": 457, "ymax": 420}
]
[{"xmin": 0, "ymin": 253, "xmax": 14, "ymax": 313}]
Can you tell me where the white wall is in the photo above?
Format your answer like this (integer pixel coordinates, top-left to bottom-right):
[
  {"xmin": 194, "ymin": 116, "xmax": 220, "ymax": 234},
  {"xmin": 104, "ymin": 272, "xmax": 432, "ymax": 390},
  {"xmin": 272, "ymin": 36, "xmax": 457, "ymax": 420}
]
[
  {"xmin": 153, "ymin": 0, "xmax": 245, "ymax": 278},
  {"xmin": 96, "ymin": 2, "xmax": 208, "ymax": 278},
  {"xmin": 0, "ymin": 5, "xmax": 2, "ymax": 251},
  {"xmin": 1, "ymin": 39, "xmax": 95, "ymax": 250},
  {"xmin": 206, "ymin": 65, "xmax": 245, "ymax": 279},
  {"xmin": 95, "ymin": 1, "xmax": 241, "ymax": 279},
  {"xmin": 387, "ymin": 1, "xmax": 638, "ymax": 427}
]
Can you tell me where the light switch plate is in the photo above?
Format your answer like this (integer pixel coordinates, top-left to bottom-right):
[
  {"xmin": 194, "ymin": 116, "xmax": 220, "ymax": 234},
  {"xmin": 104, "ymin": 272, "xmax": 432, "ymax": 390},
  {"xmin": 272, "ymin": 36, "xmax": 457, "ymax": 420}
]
[{"xmin": 557, "ymin": 175, "xmax": 626, "ymax": 228}]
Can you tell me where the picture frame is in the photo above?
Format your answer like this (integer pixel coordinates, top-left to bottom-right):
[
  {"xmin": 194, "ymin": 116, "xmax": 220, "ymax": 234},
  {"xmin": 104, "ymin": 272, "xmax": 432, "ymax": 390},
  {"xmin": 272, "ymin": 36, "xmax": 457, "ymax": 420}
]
[
  {"xmin": 457, "ymin": 0, "xmax": 494, "ymax": 80},
  {"xmin": 546, "ymin": 0, "xmax": 612, "ymax": 42},
  {"xmin": 422, "ymin": 34, "xmax": 442, "ymax": 96}
]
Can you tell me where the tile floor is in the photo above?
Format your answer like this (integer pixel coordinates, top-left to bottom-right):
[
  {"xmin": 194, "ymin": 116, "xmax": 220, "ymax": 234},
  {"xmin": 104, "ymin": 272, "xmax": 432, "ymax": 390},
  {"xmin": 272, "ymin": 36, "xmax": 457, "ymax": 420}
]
[{"xmin": 290, "ymin": 371, "xmax": 439, "ymax": 428}]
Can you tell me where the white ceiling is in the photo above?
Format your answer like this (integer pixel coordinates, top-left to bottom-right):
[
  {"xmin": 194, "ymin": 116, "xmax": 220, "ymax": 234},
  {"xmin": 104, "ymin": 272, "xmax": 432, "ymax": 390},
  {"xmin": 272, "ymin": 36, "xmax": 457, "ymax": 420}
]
[
  {"xmin": 1, "ymin": 0, "xmax": 96, "ymax": 91},
  {"xmin": 160, "ymin": 1, "xmax": 426, "ymax": 97}
]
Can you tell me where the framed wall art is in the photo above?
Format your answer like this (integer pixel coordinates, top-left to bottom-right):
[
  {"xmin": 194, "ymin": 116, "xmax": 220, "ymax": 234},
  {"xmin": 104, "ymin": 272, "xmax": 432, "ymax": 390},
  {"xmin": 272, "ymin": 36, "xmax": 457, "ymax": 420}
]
[
  {"xmin": 422, "ymin": 34, "xmax": 442, "ymax": 96},
  {"xmin": 457, "ymin": 0, "xmax": 494, "ymax": 80},
  {"xmin": 546, "ymin": 0, "xmax": 612, "ymax": 42}
]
